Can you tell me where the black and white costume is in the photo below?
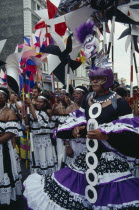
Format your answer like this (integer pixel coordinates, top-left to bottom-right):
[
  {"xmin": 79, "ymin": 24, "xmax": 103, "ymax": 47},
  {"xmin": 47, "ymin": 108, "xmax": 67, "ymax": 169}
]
[
  {"xmin": 29, "ymin": 110, "xmax": 57, "ymax": 175},
  {"xmin": 0, "ymin": 120, "xmax": 22, "ymax": 205}
]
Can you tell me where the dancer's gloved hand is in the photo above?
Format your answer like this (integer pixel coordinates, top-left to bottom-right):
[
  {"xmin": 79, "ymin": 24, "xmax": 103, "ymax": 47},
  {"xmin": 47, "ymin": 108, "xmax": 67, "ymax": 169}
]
[
  {"xmin": 72, "ymin": 126, "xmax": 86, "ymax": 138},
  {"xmin": 87, "ymin": 128, "xmax": 109, "ymax": 140}
]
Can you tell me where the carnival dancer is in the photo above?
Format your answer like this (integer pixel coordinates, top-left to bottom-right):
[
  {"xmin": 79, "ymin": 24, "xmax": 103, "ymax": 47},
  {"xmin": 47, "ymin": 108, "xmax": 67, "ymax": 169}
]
[
  {"xmin": 25, "ymin": 95, "xmax": 57, "ymax": 175},
  {"xmin": 52, "ymin": 88, "xmax": 73, "ymax": 170},
  {"xmin": 0, "ymin": 88, "xmax": 22, "ymax": 205},
  {"xmin": 23, "ymin": 51, "xmax": 139, "ymax": 210},
  {"xmin": 7, "ymin": 92, "xmax": 22, "ymax": 152},
  {"xmin": 64, "ymin": 86, "xmax": 88, "ymax": 165}
]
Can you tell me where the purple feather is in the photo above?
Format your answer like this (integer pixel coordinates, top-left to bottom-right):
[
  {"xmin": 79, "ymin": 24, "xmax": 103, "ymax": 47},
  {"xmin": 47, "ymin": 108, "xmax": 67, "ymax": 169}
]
[{"xmin": 75, "ymin": 21, "xmax": 96, "ymax": 44}]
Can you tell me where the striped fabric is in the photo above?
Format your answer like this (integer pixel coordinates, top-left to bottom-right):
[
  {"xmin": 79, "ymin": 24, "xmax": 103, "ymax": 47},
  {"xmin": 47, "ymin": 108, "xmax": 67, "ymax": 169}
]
[{"xmin": 20, "ymin": 133, "xmax": 30, "ymax": 160}]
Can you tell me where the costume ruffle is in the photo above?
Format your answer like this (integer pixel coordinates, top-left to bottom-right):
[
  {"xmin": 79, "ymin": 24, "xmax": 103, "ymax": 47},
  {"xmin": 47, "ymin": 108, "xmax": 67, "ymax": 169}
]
[
  {"xmin": 53, "ymin": 167, "xmax": 86, "ymax": 196},
  {"xmin": 57, "ymin": 108, "xmax": 87, "ymax": 133},
  {"xmin": 23, "ymin": 171, "xmax": 91, "ymax": 210},
  {"xmin": 23, "ymin": 173, "xmax": 66, "ymax": 210},
  {"xmin": 54, "ymin": 115, "xmax": 70, "ymax": 136},
  {"xmin": 99, "ymin": 115, "xmax": 139, "ymax": 135},
  {"xmin": 0, "ymin": 120, "xmax": 22, "ymax": 137},
  {"xmin": 93, "ymin": 177, "xmax": 139, "ymax": 209}
]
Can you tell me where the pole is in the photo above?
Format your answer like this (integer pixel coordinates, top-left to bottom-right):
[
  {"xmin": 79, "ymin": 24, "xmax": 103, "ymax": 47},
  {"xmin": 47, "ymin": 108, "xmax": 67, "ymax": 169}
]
[
  {"xmin": 46, "ymin": 24, "xmax": 55, "ymax": 93},
  {"xmin": 66, "ymin": 56, "xmax": 70, "ymax": 93},
  {"xmin": 132, "ymin": 36, "xmax": 139, "ymax": 87},
  {"xmin": 103, "ymin": 20, "xmax": 107, "ymax": 53},
  {"xmin": 130, "ymin": 38, "xmax": 133, "ymax": 98}
]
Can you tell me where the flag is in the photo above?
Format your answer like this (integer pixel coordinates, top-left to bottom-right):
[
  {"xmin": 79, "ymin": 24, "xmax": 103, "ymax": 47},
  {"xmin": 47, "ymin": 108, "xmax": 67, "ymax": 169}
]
[
  {"xmin": 46, "ymin": 0, "xmax": 67, "ymax": 36},
  {"xmin": 34, "ymin": 19, "xmax": 46, "ymax": 30},
  {"xmin": 47, "ymin": 0, "xmax": 57, "ymax": 19}
]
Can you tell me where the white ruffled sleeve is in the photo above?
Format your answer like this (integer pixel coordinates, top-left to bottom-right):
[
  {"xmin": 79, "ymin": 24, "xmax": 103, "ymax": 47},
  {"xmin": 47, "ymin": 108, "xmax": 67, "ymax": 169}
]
[{"xmin": 5, "ymin": 121, "xmax": 22, "ymax": 137}]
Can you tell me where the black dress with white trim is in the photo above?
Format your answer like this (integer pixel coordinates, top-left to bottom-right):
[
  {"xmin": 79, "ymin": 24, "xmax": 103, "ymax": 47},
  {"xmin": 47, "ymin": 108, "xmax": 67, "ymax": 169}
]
[
  {"xmin": 0, "ymin": 120, "xmax": 22, "ymax": 205},
  {"xmin": 29, "ymin": 110, "xmax": 57, "ymax": 175}
]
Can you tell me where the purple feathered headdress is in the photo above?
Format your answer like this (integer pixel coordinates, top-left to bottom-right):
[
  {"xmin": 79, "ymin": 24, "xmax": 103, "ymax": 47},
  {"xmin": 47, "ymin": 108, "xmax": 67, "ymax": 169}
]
[{"xmin": 75, "ymin": 21, "xmax": 96, "ymax": 44}]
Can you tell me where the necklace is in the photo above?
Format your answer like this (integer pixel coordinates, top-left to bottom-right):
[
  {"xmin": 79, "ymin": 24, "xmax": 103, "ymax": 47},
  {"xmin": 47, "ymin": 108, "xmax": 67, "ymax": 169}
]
[
  {"xmin": 0, "ymin": 104, "xmax": 7, "ymax": 115},
  {"xmin": 92, "ymin": 91, "xmax": 116, "ymax": 104}
]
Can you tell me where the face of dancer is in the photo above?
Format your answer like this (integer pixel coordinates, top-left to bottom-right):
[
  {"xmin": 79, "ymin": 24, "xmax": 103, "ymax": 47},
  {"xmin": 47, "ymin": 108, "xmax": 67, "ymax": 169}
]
[
  {"xmin": 90, "ymin": 76, "xmax": 107, "ymax": 93},
  {"xmin": 73, "ymin": 90, "xmax": 84, "ymax": 104},
  {"xmin": 32, "ymin": 89, "xmax": 40, "ymax": 99},
  {"xmin": 10, "ymin": 93, "xmax": 17, "ymax": 103},
  {"xmin": 36, "ymin": 98, "xmax": 46, "ymax": 110},
  {"xmin": 83, "ymin": 35, "xmax": 98, "ymax": 59}
]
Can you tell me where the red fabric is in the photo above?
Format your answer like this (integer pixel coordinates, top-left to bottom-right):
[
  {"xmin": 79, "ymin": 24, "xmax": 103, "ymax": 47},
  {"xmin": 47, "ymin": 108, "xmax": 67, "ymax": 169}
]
[
  {"xmin": 34, "ymin": 19, "xmax": 46, "ymax": 30},
  {"xmin": 46, "ymin": 0, "xmax": 67, "ymax": 36},
  {"xmin": 34, "ymin": 1, "xmax": 67, "ymax": 36},
  {"xmin": 47, "ymin": 0, "xmax": 57, "ymax": 19},
  {"xmin": 20, "ymin": 59, "xmax": 37, "ymax": 74},
  {"xmin": 55, "ymin": 22, "xmax": 67, "ymax": 36}
]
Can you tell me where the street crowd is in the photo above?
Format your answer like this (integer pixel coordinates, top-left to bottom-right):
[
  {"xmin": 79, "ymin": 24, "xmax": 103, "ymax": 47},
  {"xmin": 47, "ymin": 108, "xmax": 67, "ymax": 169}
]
[{"xmin": 0, "ymin": 76, "xmax": 139, "ymax": 210}]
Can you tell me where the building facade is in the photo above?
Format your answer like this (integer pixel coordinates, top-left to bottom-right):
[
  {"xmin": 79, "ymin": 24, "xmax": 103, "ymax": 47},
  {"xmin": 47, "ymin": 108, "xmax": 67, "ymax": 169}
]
[
  {"xmin": 74, "ymin": 63, "xmax": 89, "ymax": 88},
  {"xmin": 0, "ymin": 0, "xmax": 89, "ymax": 90},
  {"xmin": 0, "ymin": 0, "xmax": 46, "ymax": 61},
  {"xmin": 0, "ymin": 0, "xmax": 24, "ymax": 61},
  {"xmin": 23, "ymin": 0, "xmax": 46, "ymax": 37}
]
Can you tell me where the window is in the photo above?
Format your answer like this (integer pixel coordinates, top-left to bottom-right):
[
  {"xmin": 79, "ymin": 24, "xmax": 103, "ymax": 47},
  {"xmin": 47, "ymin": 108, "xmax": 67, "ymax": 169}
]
[{"xmin": 37, "ymin": 4, "xmax": 41, "ymax": 10}]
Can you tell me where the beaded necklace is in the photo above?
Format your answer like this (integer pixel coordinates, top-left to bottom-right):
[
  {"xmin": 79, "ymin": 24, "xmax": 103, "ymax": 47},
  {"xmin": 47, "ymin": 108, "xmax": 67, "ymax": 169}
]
[{"xmin": 91, "ymin": 91, "xmax": 116, "ymax": 104}]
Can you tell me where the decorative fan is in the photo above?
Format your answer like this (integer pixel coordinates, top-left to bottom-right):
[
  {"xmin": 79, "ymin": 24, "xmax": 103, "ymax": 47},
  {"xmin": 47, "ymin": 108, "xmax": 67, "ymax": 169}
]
[
  {"xmin": 5, "ymin": 53, "xmax": 22, "ymax": 94},
  {"xmin": 42, "ymin": 34, "xmax": 81, "ymax": 84}
]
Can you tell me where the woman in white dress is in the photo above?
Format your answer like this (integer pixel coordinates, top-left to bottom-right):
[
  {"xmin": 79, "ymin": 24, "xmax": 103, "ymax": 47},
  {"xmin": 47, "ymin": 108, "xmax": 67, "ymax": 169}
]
[
  {"xmin": 25, "ymin": 95, "xmax": 57, "ymax": 175},
  {"xmin": 64, "ymin": 86, "xmax": 88, "ymax": 165},
  {"xmin": 0, "ymin": 88, "xmax": 22, "ymax": 205}
]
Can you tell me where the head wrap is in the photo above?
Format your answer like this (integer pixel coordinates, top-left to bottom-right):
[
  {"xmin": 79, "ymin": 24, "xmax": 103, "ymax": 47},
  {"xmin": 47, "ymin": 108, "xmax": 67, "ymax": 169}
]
[
  {"xmin": 0, "ymin": 90, "xmax": 7, "ymax": 95},
  {"xmin": 38, "ymin": 96, "xmax": 48, "ymax": 101},
  {"xmin": 75, "ymin": 86, "xmax": 88, "ymax": 93}
]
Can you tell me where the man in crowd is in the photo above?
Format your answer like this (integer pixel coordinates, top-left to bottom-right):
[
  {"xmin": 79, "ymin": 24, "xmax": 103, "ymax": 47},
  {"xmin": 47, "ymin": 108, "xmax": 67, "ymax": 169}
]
[{"xmin": 31, "ymin": 87, "xmax": 42, "ymax": 105}]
